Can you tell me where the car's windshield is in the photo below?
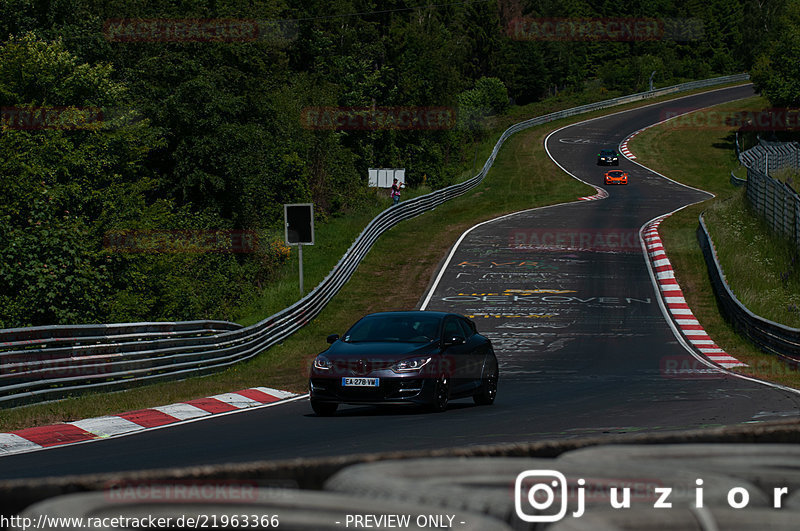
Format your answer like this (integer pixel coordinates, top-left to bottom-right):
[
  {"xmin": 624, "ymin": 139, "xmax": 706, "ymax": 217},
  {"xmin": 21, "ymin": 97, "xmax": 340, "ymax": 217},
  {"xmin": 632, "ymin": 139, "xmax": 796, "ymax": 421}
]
[
  {"xmin": 343, "ymin": 314, "xmax": 440, "ymax": 343},
  {"xmin": 601, "ymin": 150, "xmax": 616, "ymax": 155}
]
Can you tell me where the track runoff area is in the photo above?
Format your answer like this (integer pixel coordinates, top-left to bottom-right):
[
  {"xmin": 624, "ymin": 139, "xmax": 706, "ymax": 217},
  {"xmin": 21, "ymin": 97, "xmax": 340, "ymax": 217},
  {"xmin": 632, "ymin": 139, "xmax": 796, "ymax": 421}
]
[{"xmin": 1, "ymin": 84, "xmax": 798, "ymax": 483}]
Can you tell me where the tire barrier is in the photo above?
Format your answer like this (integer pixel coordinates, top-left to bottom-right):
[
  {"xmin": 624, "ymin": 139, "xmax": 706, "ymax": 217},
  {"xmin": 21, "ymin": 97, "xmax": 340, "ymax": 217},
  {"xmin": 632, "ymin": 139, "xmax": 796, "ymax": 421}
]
[
  {"xmin": 324, "ymin": 444, "xmax": 800, "ymax": 530},
  {"xmin": 3, "ymin": 419, "xmax": 800, "ymax": 525},
  {"xmin": 0, "ymin": 74, "xmax": 751, "ymax": 408}
]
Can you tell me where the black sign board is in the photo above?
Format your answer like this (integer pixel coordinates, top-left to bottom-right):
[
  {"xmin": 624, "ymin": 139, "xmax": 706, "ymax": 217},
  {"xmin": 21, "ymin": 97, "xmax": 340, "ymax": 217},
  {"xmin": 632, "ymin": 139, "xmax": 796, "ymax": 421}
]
[{"xmin": 284, "ymin": 203, "xmax": 314, "ymax": 245}]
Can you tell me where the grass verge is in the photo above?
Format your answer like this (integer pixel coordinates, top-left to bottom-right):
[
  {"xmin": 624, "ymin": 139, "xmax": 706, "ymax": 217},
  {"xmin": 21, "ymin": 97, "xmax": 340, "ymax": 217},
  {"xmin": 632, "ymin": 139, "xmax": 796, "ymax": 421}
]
[
  {"xmin": 629, "ymin": 95, "xmax": 800, "ymax": 388},
  {"xmin": 705, "ymin": 193, "xmax": 800, "ymax": 327},
  {"xmin": 0, "ymin": 82, "xmax": 754, "ymax": 431}
]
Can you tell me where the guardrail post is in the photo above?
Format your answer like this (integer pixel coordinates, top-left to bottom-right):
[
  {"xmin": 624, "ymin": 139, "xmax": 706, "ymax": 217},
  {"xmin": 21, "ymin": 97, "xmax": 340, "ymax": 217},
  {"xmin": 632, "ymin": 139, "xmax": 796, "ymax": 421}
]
[{"xmin": 796, "ymin": 201, "xmax": 800, "ymax": 249}]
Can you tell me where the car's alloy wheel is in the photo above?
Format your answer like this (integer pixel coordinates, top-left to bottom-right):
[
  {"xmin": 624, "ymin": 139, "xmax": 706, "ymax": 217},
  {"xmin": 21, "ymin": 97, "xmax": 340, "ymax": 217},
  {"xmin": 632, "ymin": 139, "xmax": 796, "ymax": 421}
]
[
  {"xmin": 474, "ymin": 364, "xmax": 498, "ymax": 406},
  {"xmin": 429, "ymin": 376, "xmax": 449, "ymax": 412},
  {"xmin": 311, "ymin": 400, "xmax": 338, "ymax": 416}
]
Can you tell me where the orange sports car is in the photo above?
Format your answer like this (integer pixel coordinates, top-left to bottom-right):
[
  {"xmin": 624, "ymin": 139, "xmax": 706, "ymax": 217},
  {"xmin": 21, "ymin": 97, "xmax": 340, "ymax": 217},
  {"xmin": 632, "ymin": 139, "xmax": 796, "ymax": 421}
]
[{"xmin": 604, "ymin": 169, "xmax": 628, "ymax": 185}]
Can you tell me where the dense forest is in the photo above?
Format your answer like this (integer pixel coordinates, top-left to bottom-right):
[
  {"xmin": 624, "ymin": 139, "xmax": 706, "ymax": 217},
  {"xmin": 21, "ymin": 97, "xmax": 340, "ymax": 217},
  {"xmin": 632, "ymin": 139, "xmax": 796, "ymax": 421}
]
[{"xmin": 0, "ymin": 0, "xmax": 791, "ymax": 328}]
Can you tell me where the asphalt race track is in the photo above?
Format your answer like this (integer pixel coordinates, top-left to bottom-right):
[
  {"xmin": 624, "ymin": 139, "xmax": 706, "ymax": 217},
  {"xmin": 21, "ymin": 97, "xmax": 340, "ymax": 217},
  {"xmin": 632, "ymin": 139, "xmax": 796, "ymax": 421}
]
[{"xmin": 2, "ymin": 84, "xmax": 798, "ymax": 481}]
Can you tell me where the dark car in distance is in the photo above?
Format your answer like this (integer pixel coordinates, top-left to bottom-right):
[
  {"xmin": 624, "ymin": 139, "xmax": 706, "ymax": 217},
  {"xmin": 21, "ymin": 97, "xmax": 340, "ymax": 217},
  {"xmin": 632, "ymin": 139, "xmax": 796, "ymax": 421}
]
[
  {"xmin": 308, "ymin": 311, "xmax": 498, "ymax": 416},
  {"xmin": 597, "ymin": 149, "xmax": 620, "ymax": 165}
]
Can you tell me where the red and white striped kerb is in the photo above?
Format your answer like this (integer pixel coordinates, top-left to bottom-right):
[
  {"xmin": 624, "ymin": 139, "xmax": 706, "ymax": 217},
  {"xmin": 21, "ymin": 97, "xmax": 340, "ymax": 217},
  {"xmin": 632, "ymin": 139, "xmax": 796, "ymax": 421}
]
[
  {"xmin": 643, "ymin": 217, "xmax": 746, "ymax": 369},
  {"xmin": 579, "ymin": 187, "xmax": 610, "ymax": 201},
  {"xmin": 620, "ymin": 130, "xmax": 640, "ymax": 160},
  {"xmin": 0, "ymin": 387, "xmax": 297, "ymax": 456}
]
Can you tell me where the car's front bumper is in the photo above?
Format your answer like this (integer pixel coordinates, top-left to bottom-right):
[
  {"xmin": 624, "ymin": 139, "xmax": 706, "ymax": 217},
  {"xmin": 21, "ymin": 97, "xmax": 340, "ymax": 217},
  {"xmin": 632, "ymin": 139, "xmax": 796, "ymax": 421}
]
[{"xmin": 309, "ymin": 375, "xmax": 438, "ymax": 406}]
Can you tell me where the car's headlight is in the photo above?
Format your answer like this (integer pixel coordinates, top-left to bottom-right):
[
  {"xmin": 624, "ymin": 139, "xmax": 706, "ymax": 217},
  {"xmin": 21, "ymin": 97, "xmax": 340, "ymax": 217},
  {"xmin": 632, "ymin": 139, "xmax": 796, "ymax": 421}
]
[
  {"xmin": 313, "ymin": 356, "xmax": 332, "ymax": 370},
  {"xmin": 392, "ymin": 356, "xmax": 431, "ymax": 373}
]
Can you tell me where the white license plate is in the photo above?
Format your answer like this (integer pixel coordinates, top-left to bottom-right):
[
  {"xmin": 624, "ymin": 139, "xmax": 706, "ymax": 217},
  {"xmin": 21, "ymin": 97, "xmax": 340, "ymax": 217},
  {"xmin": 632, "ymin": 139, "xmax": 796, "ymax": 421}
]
[{"xmin": 342, "ymin": 377, "xmax": 380, "ymax": 387}]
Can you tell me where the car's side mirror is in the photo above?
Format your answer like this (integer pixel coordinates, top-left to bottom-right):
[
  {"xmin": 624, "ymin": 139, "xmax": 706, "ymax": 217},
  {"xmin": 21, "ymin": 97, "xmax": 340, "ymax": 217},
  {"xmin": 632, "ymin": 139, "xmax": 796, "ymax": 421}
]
[
  {"xmin": 326, "ymin": 334, "xmax": 340, "ymax": 344},
  {"xmin": 443, "ymin": 335, "xmax": 465, "ymax": 347}
]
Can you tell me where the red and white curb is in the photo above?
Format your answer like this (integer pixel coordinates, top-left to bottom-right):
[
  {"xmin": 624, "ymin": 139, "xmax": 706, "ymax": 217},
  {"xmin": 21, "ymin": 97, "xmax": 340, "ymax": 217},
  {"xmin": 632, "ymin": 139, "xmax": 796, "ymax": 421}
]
[
  {"xmin": 643, "ymin": 217, "xmax": 746, "ymax": 369},
  {"xmin": 579, "ymin": 187, "xmax": 609, "ymax": 201},
  {"xmin": 621, "ymin": 119, "xmax": 667, "ymax": 161},
  {"xmin": 620, "ymin": 129, "xmax": 643, "ymax": 160},
  {"xmin": 0, "ymin": 387, "xmax": 298, "ymax": 457}
]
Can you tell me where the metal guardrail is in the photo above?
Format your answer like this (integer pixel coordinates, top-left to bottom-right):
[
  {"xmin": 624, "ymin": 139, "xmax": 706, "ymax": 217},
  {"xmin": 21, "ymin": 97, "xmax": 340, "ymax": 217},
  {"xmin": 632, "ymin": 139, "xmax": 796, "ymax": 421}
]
[
  {"xmin": 0, "ymin": 321, "xmax": 242, "ymax": 349},
  {"xmin": 730, "ymin": 171, "xmax": 746, "ymax": 187},
  {"xmin": 698, "ymin": 215, "xmax": 800, "ymax": 363},
  {"xmin": 0, "ymin": 73, "xmax": 751, "ymax": 408}
]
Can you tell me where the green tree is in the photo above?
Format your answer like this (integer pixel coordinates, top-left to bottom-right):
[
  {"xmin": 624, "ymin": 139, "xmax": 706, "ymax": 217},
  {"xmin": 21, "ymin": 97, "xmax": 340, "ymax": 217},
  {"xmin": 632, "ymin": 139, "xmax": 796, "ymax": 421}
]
[
  {"xmin": 750, "ymin": 2, "xmax": 800, "ymax": 107},
  {"xmin": 0, "ymin": 33, "xmax": 162, "ymax": 326}
]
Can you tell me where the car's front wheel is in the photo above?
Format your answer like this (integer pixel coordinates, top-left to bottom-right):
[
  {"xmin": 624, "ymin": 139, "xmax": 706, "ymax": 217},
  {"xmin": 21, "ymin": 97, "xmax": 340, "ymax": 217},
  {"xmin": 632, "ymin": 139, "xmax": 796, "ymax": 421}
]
[
  {"xmin": 474, "ymin": 363, "xmax": 498, "ymax": 406},
  {"xmin": 429, "ymin": 376, "xmax": 449, "ymax": 412},
  {"xmin": 311, "ymin": 400, "xmax": 338, "ymax": 416}
]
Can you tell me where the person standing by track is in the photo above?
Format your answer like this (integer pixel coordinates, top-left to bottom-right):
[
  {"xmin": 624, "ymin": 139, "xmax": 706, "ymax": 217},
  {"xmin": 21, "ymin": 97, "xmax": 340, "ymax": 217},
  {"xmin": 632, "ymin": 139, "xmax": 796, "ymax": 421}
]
[{"xmin": 390, "ymin": 178, "xmax": 403, "ymax": 205}]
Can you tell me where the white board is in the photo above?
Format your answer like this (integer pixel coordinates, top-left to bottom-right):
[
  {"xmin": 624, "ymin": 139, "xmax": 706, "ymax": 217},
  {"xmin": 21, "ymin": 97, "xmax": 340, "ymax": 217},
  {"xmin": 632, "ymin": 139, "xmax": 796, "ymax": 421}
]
[{"xmin": 368, "ymin": 168, "xmax": 406, "ymax": 188}]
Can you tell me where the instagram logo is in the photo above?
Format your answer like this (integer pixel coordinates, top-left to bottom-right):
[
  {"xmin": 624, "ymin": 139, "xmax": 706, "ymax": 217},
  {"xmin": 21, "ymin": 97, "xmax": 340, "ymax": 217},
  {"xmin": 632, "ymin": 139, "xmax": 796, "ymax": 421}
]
[{"xmin": 515, "ymin": 470, "xmax": 572, "ymax": 523}]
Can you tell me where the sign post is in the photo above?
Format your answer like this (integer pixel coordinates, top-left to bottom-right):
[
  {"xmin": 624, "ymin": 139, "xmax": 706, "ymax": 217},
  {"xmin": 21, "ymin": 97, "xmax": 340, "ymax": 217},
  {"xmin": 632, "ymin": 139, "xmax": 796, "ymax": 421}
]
[
  {"xmin": 298, "ymin": 243, "xmax": 303, "ymax": 295},
  {"xmin": 284, "ymin": 203, "xmax": 315, "ymax": 295}
]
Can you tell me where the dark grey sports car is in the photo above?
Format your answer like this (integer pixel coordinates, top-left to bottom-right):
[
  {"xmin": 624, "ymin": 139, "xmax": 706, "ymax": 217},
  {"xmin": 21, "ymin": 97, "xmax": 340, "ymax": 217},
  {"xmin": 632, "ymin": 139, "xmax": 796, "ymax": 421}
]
[
  {"xmin": 597, "ymin": 148, "xmax": 620, "ymax": 165},
  {"xmin": 308, "ymin": 311, "xmax": 498, "ymax": 416}
]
